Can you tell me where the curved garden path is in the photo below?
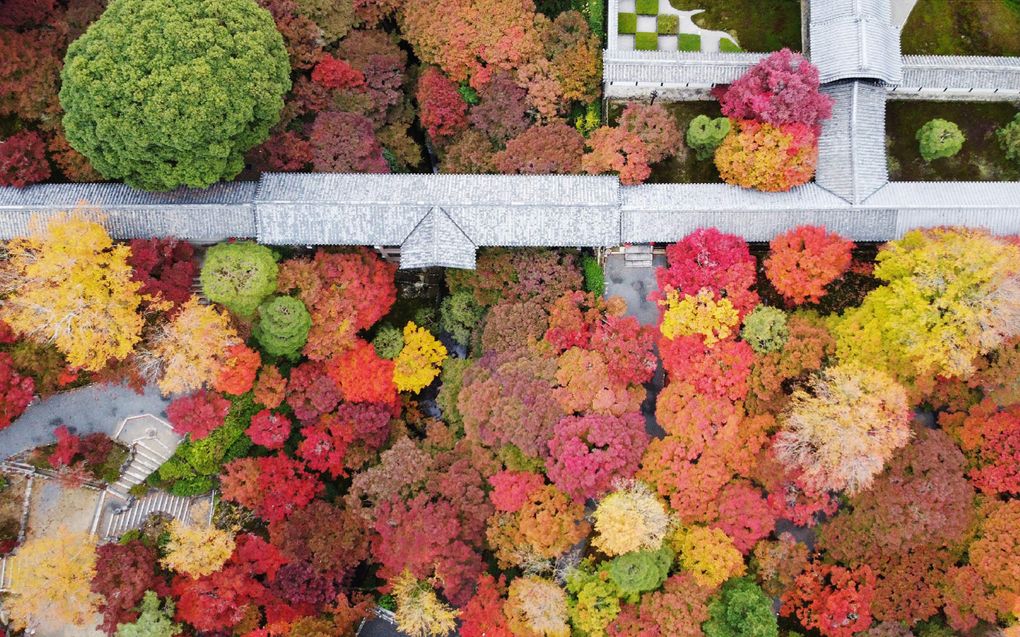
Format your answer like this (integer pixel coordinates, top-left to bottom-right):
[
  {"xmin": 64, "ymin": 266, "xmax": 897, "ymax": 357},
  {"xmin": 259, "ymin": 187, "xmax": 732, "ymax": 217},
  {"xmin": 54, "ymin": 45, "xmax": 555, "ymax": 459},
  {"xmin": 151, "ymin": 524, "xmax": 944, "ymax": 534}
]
[{"xmin": 0, "ymin": 383, "xmax": 170, "ymax": 460}]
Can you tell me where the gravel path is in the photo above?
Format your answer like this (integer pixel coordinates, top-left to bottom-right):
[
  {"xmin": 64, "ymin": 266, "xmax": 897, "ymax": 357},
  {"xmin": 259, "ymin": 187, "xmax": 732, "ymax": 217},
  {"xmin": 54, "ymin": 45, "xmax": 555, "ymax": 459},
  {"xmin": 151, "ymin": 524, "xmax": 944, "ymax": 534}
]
[{"xmin": 0, "ymin": 384, "xmax": 169, "ymax": 460}]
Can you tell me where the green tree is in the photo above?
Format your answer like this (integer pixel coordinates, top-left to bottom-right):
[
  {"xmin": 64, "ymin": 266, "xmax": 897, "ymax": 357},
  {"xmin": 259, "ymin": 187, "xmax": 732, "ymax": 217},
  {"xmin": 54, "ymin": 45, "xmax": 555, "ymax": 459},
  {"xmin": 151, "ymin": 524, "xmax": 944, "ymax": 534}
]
[
  {"xmin": 372, "ymin": 324, "xmax": 405, "ymax": 360},
  {"xmin": 996, "ymin": 113, "xmax": 1020, "ymax": 165},
  {"xmin": 115, "ymin": 592, "xmax": 180, "ymax": 637},
  {"xmin": 607, "ymin": 547, "xmax": 673, "ymax": 602},
  {"xmin": 687, "ymin": 115, "xmax": 731, "ymax": 160},
  {"xmin": 916, "ymin": 119, "xmax": 964, "ymax": 162},
  {"xmin": 254, "ymin": 295, "xmax": 311, "ymax": 359},
  {"xmin": 703, "ymin": 577, "xmax": 778, "ymax": 637},
  {"xmin": 440, "ymin": 290, "xmax": 485, "ymax": 347},
  {"xmin": 59, "ymin": 0, "xmax": 291, "ymax": 191},
  {"xmin": 200, "ymin": 242, "xmax": 278, "ymax": 319}
]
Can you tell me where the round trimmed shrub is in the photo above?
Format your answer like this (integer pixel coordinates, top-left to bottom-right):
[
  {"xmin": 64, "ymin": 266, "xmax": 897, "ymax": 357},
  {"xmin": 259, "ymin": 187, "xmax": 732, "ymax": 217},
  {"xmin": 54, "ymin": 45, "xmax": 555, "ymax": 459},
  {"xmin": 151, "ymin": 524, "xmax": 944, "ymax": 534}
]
[
  {"xmin": 372, "ymin": 324, "xmax": 404, "ymax": 360},
  {"xmin": 200, "ymin": 242, "xmax": 278, "ymax": 319},
  {"xmin": 254, "ymin": 296, "xmax": 311, "ymax": 359},
  {"xmin": 59, "ymin": 0, "xmax": 291, "ymax": 191},
  {"xmin": 704, "ymin": 577, "xmax": 778, "ymax": 637},
  {"xmin": 916, "ymin": 119, "xmax": 965, "ymax": 162},
  {"xmin": 606, "ymin": 546, "xmax": 673, "ymax": 602},
  {"xmin": 997, "ymin": 113, "xmax": 1020, "ymax": 165},
  {"xmin": 687, "ymin": 115, "xmax": 731, "ymax": 160},
  {"xmin": 741, "ymin": 305, "xmax": 788, "ymax": 354}
]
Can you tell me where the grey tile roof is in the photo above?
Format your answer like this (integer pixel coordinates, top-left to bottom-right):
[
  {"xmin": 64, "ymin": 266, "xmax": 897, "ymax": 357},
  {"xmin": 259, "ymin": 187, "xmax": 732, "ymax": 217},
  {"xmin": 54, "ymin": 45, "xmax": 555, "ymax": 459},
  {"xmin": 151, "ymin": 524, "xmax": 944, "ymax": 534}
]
[
  {"xmin": 603, "ymin": 51, "xmax": 766, "ymax": 88},
  {"xmin": 809, "ymin": 0, "xmax": 902, "ymax": 83},
  {"xmin": 816, "ymin": 80, "xmax": 889, "ymax": 204},
  {"xmin": 255, "ymin": 173, "xmax": 621, "ymax": 249},
  {"xmin": 898, "ymin": 56, "xmax": 1020, "ymax": 91},
  {"xmin": 0, "ymin": 181, "xmax": 257, "ymax": 241},
  {"xmin": 863, "ymin": 182, "xmax": 1020, "ymax": 236},
  {"xmin": 619, "ymin": 183, "xmax": 900, "ymax": 242},
  {"xmin": 399, "ymin": 207, "xmax": 477, "ymax": 270}
]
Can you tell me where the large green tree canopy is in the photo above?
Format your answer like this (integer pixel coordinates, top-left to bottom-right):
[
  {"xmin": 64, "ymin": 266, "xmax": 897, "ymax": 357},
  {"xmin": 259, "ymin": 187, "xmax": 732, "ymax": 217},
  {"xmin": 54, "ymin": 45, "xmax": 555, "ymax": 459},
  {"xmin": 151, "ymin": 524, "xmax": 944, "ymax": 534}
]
[{"xmin": 59, "ymin": 0, "xmax": 291, "ymax": 191}]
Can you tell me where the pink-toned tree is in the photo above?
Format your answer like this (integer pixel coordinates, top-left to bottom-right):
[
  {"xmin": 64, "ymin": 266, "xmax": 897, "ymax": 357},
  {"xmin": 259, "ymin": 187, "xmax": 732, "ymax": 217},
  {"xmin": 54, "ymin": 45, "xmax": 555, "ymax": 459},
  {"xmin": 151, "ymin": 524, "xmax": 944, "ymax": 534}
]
[
  {"xmin": 654, "ymin": 228, "xmax": 759, "ymax": 317},
  {"xmin": 246, "ymin": 409, "xmax": 292, "ymax": 449},
  {"xmin": 618, "ymin": 102, "xmax": 684, "ymax": 164},
  {"xmin": 286, "ymin": 361, "xmax": 341, "ymax": 423},
  {"xmin": 494, "ymin": 122, "xmax": 585, "ymax": 175},
  {"xmin": 545, "ymin": 412, "xmax": 650, "ymax": 501},
  {"xmin": 309, "ymin": 111, "xmax": 389, "ymax": 173},
  {"xmin": 716, "ymin": 48, "xmax": 833, "ymax": 129},
  {"xmin": 489, "ymin": 470, "xmax": 546, "ymax": 513}
]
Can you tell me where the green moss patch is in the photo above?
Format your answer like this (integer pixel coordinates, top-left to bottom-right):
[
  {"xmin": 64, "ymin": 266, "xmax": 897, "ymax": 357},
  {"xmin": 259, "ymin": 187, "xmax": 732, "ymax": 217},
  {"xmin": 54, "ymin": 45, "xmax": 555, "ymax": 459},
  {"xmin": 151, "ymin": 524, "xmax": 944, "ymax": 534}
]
[
  {"xmin": 636, "ymin": 0, "xmax": 659, "ymax": 15},
  {"xmin": 635, "ymin": 32, "xmax": 660, "ymax": 50},
  {"xmin": 618, "ymin": 12, "xmax": 637, "ymax": 34},
  {"xmin": 719, "ymin": 37, "xmax": 742, "ymax": 52},
  {"xmin": 669, "ymin": 0, "xmax": 801, "ymax": 52},
  {"xmin": 678, "ymin": 32, "xmax": 701, "ymax": 51},
  {"xmin": 902, "ymin": 0, "xmax": 1020, "ymax": 55},
  {"xmin": 656, "ymin": 14, "xmax": 679, "ymax": 34}
]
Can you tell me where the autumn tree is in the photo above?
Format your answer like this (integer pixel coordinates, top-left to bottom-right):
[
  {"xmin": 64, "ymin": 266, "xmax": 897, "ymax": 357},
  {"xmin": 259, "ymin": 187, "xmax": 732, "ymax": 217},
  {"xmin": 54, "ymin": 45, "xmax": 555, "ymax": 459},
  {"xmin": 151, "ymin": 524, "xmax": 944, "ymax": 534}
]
[
  {"xmin": 166, "ymin": 390, "xmax": 231, "ymax": 440},
  {"xmin": 309, "ymin": 110, "xmax": 389, "ymax": 173},
  {"xmin": 277, "ymin": 248, "xmax": 397, "ymax": 360},
  {"xmin": 392, "ymin": 571, "xmax": 459, "ymax": 637},
  {"xmin": 591, "ymin": 480, "xmax": 673, "ymax": 557},
  {"xmin": 469, "ymin": 72, "xmax": 531, "ymax": 143},
  {"xmin": 200, "ymin": 242, "xmax": 278, "ymax": 319},
  {"xmin": 393, "ymin": 322, "xmax": 447, "ymax": 393},
  {"xmin": 127, "ymin": 239, "xmax": 197, "ymax": 312},
  {"xmin": 417, "ymin": 66, "xmax": 468, "ymax": 142},
  {"xmin": 582, "ymin": 126, "xmax": 652, "ymax": 185},
  {"xmin": 546, "ymin": 412, "xmax": 649, "ymax": 501},
  {"xmin": 0, "ymin": 212, "xmax": 144, "ymax": 372},
  {"xmin": 294, "ymin": 0, "xmax": 355, "ymax": 42},
  {"xmin": 503, "ymin": 576, "xmax": 571, "ymax": 637},
  {"xmin": 781, "ymin": 564, "xmax": 877, "ymax": 637},
  {"xmin": 160, "ymin": 520, "xmax": 235, "ymax": 579},
  {"xmin": 270, "ymin": 500, "xmax": 368, "ymax": 576},
  {"xmin": 608, "ymin": 572, "xmax": 713, "ymax": 637},
  {"xmin": 654, "ymin": 228, "xmax": 759, "ymax": 317},
  {"xmin": 618, "ymin": 102, "xmax": 684, "ymax": 164},
  {"xmin": 716, "ymin": 48, "xmax": 833, "ymax": 129},
  {"xmin": 765, "ymin": 226, "xmax": 855, "ymax": 305},
  {"xmin": 213, "ymin": 344, "xmax": 260, "ymax": 396},
  {"xmin": 671, "ymin": 525, "xmax": 746, "ymax": 588},
  {"xmin": 0, "ymin": 352, "xmax": 35, "ymax": 431},
  {"xmin": 460, "ymin": 574, "xmax": 512, "ymax": 637},
  {"xmin": 253, "ymin": 295, "xmax": 311, "ymax": 359},
  {"xmin": 773, "ymin": 364, "xmax": 912, "ymax": 494},
  {"xmin": 5, "ymin": 528, "xmax": 99, "ymax": 632},
  {"xmin": 139, "ymin": 296, "xmax": 239, "ymax": 395},
  {"xmin": 311, "ymin": 54, "xmax": 365, "ymax": 89},
  {"xmin": 832, "ymin": 228, "xmax": 1020, "ymax": 396},
  {"xmin": 494, "ymin": 122, "xmax": 585, "ymax": 175},
  {"xmin": 91, "ymin": 540, "xmax": 166, "ymax": 635},
  {"xmin": 715, "ymin": 120, "xmax": 819, "ymax": 192},
  {"xmin": 0, "ymin": 130, "xmax": 51, "ymax": 188},
  {"xmin": 940, "ymin": 398, "xmax": 1020, "ymax": 495}
]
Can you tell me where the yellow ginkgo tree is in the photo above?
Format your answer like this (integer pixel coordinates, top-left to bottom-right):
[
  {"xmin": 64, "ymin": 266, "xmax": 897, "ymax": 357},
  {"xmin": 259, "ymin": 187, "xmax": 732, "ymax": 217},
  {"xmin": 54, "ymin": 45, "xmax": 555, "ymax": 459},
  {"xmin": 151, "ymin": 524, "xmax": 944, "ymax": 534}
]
[
  {"xmin": 0, "ymin": 211, "xmax": 146, "ymax": 372},
  {"xmin": 5, "ymin": 528, "xmax": 99, "ymax": 632}
]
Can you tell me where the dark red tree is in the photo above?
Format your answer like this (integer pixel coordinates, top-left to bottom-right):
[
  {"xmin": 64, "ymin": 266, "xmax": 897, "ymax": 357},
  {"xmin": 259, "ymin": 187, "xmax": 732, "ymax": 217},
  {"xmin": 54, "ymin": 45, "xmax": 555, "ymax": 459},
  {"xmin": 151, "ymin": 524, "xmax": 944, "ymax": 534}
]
[
  {"xmin": 166, "ymin": 390, "xmax": 231, "ymax": 440},
  {"xmin": 92, "ymin": 540, "xmax": 166, "ymax": 635},
  {"xmin": 311, "ymin": 54, "xmax": 366, "ymax": 90},
  {"xmin": 286, "ymin": 362, "xmax": 342, "ymax": 424},
  {"xmin": 494, "ymin": 122, "xmax": 585, "ymax": 175},
  {"xmin": 127, "ymin": 238, "xmax": 198, "ymax": 311},
  {"xmin": 309, "ymin": 111, "xmax": 389, "ymax": 173},
  {"xmin": 417, "ymin": 66, "xmax": 468, "ymax": 142},
  {"xmin": 0, "ymin": 351, "xmax": 34, "ymax": 431},
  {"xmin": 0, "ymin": 131, "xmax": 51, "ymax": 188},
  {"xmin": 469, "ymin": 72, "xmax": 531, "ymax": 143}
]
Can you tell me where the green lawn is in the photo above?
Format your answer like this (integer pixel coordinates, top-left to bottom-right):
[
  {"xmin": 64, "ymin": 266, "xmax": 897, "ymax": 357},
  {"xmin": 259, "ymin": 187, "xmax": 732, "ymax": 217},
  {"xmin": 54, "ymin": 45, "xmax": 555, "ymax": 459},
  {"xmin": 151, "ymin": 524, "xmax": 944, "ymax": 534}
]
[
  {"xmin": 886, "ymin": 101, "xmax": 1020, "ymax": 181},
  {"xmin": 901, "ymin": 0, "xmax": 1020, "ymax": 55},
  {"xmin": 668, "ymin": 0, "xmax": 801, "ymax": 52},
  {"xmin": 609, "ymin": 101, "xmax": 725, "ymax": 184}
]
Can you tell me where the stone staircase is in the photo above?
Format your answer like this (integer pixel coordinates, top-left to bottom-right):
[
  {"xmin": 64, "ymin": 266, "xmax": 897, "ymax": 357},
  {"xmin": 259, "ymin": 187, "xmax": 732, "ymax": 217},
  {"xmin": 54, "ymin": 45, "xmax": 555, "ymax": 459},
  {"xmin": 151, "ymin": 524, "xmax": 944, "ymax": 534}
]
[
  {"xmin": 623, "ymin": 243, "xmax": 654, "ymax": 268},
  {"xmin": 0, "ymin": 554, "xmax": 12, "ymax": 592},
  {"xmin": 107, "ymin": 436, "xmax": 173, "ymax": 500},
  {"xmin": 103, "ymin": 490, "xmax": 196, "ymax": 541}
]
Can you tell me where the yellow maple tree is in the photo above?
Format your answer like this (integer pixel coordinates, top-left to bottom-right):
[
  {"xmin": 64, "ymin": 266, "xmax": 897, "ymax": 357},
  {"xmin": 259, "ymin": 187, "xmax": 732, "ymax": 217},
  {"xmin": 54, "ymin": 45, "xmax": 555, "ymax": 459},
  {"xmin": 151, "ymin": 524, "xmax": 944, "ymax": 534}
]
[
  {"xmin": 5, "ymin": 528, "xmax": 99, "ymax": 631},
  {"xmin": 139, "ymin": 296, "xmax": 239, "ymax": 395},
  {"xmin": 659, "ymin": 288, "xmax": 739, "ymax": 346},
  {"xmin": 392, "ymin": 570, "xmax": 459, "ymax": 637},
  {"xmin": 670, "ymin": 525, "xmax": 746, "ymax": 588},
  {"xmin": 0, "ymin": 211, "xmax": 145, "ymax": 371},
  {"xmin": 160, "ymin": 519, "xmax": 235, "ymax": 578},
  {"xmin": 393, "ymin": 322, "xmax": 447, "ymax": 393}
]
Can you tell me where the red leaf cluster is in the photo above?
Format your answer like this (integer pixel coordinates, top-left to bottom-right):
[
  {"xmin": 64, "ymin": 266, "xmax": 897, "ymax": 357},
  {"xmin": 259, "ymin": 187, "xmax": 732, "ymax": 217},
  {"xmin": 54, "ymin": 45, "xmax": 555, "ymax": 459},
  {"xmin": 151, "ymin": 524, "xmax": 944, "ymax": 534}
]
[
  {"xmin": 488, "ymin": 470, "xmax": 545, "ymax": 513},
  {"xmin": 582, "ymin": 126, "xmax": 651, "ymax": 186},
  {"xmin": 92, "ymin": 540, "xmax": 167, "ymax": 635},
  {"xmin": 246, "ymin": 409, "xmax": 293, "ymax": 449},
  {"xmin": 298, "ymin": 412, "xmax": 354, "ymax": 478},
  {"xmin": 166, "ymin": 390, "xmax": 231, "ymax": 440},
  {"xmin": 0, "ymin": 130, "xmax": 51, "ymax": 188},
  {"xmin": 286, "ymin": 361, "xmax": 341, "ymax": 423},
  {"xmin": 545, "ymin": 412, "xmax": 649, "ymax": 501},
  {"xmin": 127, "ymin": 238, "xmax": 198, "ymax": 311},
  {"xmin": 716, "ymin": 48, "xmax": 833, "ymax": 130},
  {"xmin": 309, "ymin": 111, "xmax": 389, "ymax": 173},
  {"xmin": 49, "ymin": 424, "xmax": 80, "ymax": 468},
  {"xmin": 940, "ymin": 398, "xmax": 1020, "ymax": 495},
  {"xmin": 214, "ymin": 344, "xmax": 261, "ymax": 396},
  {"xmin": 765, "ymin": 226, "xmax": 855, "ymax": 305},
  {"xmin": 460, "ymin": 574, "xmax": 512, "ymax": 637},
  {"xmin": 494, "ymin": 122, "xmax": 585, "ymax": 175},
  {"xmin": 781, "ymin": 563, "xmax": 877, "ymax": 637},
  {"xmin": 221, "ymin": 453, "xmax": 323, "ymax": 523},
  {"xmin": 654, "ymin": 228, "xmax": 759, "ymax": 317},
  {"xmin": 311, "ymin": 54, "xmax": 365, "ymax": 90},
  {"xmin": 417, "ymin": 66, "xmax": 468, "ymax": 141},
  {"xmin": 0, "ymin": 351, "xmax": 34, "ymax": 430}
]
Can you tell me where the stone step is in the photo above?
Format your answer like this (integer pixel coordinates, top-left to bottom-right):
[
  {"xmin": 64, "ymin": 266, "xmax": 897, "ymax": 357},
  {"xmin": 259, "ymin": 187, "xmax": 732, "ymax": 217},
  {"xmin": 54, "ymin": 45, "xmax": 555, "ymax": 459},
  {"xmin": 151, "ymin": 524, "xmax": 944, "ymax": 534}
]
[{"xmin": 0, "ymin": 555, "xmax": 10, "ymax": 591}]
